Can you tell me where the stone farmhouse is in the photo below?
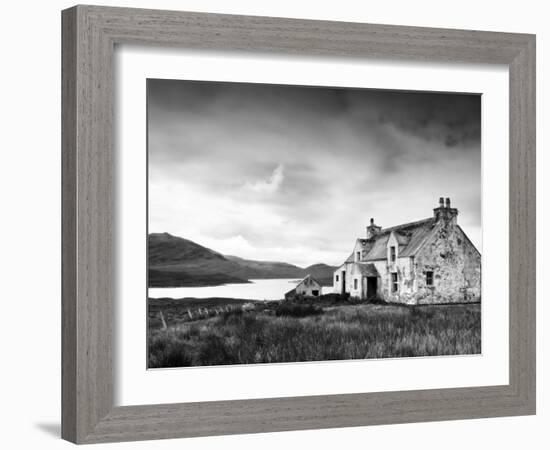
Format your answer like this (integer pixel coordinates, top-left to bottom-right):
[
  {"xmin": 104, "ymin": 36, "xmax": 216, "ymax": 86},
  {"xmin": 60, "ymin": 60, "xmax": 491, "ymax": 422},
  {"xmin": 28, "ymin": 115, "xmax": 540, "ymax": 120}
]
[
  {"xmin": 333, "ymin": 198, "xmax": 481, "ymax": 304},
  {"xmin": 285, "ymin": 275, "xmax": 322, "ymax": 300}
]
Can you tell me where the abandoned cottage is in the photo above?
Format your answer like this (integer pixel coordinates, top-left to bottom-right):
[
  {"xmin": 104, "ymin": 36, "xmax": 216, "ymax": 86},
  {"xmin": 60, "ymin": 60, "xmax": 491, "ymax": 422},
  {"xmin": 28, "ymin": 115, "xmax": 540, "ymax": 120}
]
[
  {"xmin": 333, "ymin": 198, "xmax": 481, "ymax": 304},
  {"xmin": 285, "ymin": 275, "xmax": 322, "ymax": 300}
]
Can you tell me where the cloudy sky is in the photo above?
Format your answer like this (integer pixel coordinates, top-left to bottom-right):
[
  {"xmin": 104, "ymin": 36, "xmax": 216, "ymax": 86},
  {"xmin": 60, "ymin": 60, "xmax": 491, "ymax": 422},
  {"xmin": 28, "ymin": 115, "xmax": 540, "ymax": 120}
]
[{"xmin": 148, "ymin": 79, "xmax": 481, "ymax": 267}]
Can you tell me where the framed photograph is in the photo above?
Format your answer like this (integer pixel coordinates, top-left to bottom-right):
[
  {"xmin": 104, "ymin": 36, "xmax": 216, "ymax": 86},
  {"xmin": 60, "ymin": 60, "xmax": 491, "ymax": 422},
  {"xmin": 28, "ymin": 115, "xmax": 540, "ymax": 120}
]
[{"xmin": 62, "ymin": 5, "xmax": 536, "ymax": 444}]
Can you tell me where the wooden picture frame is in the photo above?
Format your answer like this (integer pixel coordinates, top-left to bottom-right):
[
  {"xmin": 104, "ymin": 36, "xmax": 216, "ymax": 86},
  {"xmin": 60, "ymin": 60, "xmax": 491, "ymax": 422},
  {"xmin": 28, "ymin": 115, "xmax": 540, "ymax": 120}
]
[{"xmin": 61, "ymin": 5, "xmax": 536, "ymax": 444}]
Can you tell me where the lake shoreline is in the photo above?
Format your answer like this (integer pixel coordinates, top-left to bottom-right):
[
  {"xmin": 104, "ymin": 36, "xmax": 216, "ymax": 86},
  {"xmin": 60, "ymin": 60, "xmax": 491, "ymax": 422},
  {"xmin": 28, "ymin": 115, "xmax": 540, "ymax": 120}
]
[
  {"xmin": 148, "ymin": 278, "xmax": 332, "ymax": 302},
  {"xmin": 149, "ymin": 276, "xmax": 334, "ymax": 289}
]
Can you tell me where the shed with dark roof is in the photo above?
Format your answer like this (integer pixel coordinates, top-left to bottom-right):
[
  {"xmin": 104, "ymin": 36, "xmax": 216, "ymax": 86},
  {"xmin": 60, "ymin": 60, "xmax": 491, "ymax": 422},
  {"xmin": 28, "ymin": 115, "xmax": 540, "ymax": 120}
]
[{"xmin": 285, "ymin": 275, "xmax": 322, "ymax": 300}]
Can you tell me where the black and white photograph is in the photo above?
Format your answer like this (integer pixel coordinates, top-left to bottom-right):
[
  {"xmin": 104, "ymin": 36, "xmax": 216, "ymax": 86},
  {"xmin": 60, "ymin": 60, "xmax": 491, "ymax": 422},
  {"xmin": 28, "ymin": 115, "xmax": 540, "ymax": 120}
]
[
  {"xmin": 1, "ymin": 0, "xmax": 542, "ymax": 447},
  {"xmin": 147, "ymin": 79, "xmax": 482, "ymax": 368}
]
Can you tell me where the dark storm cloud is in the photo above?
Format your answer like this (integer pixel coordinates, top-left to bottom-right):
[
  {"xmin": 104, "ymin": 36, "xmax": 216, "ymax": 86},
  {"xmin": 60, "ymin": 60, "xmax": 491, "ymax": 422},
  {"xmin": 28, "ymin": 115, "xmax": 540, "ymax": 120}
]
[
  {"xmin": 148, "ymin": 79, "xmax": 481, "ymax": 266},
  {"xmin": 347, "ymin": 89, "xmax": 481, "ymax": 147},
  {"xmin": 148, "ymin": 79, "xmax": 480, "ymax": 160}
]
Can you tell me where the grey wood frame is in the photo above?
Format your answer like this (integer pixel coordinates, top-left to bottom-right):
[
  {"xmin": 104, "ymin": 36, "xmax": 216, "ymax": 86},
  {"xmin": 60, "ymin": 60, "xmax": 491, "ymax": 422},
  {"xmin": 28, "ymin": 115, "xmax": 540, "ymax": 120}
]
[{"xmin": 62, "ymin": 5, "xmax": 536, "ymax": 444}]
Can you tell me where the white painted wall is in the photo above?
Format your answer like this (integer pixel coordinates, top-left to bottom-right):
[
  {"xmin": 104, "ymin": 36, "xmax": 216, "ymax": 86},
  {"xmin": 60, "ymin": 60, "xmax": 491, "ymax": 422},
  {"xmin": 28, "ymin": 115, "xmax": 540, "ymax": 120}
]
[
  {"xmin": 0, "ymin": 1, "xmax": 547, "ymax": 449},
  {"xmin": 333, "ymin": 264, "xmax": 346, "ymax": 294},
  {"xmin": 296, "ymin": 277, "xmax": 322, "ymax": 296}
]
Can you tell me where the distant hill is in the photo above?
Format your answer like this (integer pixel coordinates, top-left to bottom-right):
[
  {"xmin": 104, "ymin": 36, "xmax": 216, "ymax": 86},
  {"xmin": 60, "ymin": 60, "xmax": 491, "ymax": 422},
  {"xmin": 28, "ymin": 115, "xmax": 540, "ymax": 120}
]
[
  {"xmin": 302, "ymin": 263, "xmax": 338, "ymax": 283},
  {"xmin": 148, "ymin": 233, "xmax": 225, "ymax": 264},
  {"xmin": 148, "ymin": 233, "xmax": 336, "ymax": 287},
  {"xmin": 223, "ymin": 255, "xmax": 306, "ymax": 279}
]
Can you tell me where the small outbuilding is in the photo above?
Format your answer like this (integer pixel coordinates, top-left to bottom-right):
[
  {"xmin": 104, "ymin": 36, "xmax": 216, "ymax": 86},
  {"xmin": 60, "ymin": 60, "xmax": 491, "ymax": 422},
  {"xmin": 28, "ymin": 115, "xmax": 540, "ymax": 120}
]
[{"xmin": 285, "ymin": 275, "xmax": 322, "ymax": 300}]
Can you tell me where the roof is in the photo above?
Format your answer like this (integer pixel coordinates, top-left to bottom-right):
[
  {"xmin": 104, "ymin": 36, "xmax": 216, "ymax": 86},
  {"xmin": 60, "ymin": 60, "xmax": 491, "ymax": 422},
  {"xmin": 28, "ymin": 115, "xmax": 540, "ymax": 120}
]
[
  {"xmin": 344, "ymin": 217, "xmax": 437, "ymax": 262},
  {"xmin": 356, "ymin": 263, "xmax": 379, "ymax": 276},
  {"xmin": 285, "ymin": 274, "xmax": 322, "ymax": 296},
  {"xmin": 297, "ymin": 274, "xmax": 322, "ymax": 287}
]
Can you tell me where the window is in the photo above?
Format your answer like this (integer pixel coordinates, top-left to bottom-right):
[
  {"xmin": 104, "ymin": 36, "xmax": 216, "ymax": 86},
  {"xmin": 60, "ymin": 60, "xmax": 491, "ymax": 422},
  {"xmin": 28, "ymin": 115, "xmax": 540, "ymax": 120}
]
[
  {"xmin": 312, "ymin": 290, "xmax": 319, "ymax": 296},
  {"xmin": 335, "ymin": 274, "xmax": 339, "ymax": 282},
  {"xmin": 391, "ymin": 272, "xmax": 398, "ymax": 293},
  {"xmin": 426, "ymin": 271, "xmax": 434, "ymax": 286},
  {"xmin": 356, "ymin": 251, "xmax": 361, "ymax": 261},
  {"xmin": 354, "ymin": 279, "xmax": 358, "ymax": 290},
  {"xmin": 390, "ymin": 246, "xmax": 396, "ymax": 262}
]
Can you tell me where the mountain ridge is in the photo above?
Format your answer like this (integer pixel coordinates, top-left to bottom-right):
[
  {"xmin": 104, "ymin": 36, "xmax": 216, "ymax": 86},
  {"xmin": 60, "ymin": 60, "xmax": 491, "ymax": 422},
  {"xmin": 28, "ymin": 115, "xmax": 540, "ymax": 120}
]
[{"xmin": 148, "ymin": 233, "xmax": 336, "ymax": 287}]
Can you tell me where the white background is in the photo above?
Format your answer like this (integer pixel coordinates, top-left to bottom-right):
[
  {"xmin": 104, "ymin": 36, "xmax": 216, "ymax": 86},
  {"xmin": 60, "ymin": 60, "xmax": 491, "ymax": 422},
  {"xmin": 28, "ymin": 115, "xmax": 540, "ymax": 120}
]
[
  {"xmin": 116, "ymin": 48, "xmax": 509, "ymax": 405},
  {"xmin": 0, "ymin": 1, "xmax": 546, "ymax": 449}
]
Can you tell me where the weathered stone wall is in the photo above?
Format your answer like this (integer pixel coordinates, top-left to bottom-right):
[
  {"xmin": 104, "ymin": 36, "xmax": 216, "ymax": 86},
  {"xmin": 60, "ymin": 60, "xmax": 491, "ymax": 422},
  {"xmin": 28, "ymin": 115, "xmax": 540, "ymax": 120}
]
[
  {"xmin": 349, "ymin": 263, "xmax": 364, "ymax": 298},
  {"xmin": 352, "ymin": 239, "xmax": 365, "ymax": 262},
  {"xmin": 380, "ymin": 257, "xmax": 417, "ymax": 304},
  {"xmin": 333, "ymin": 264, "xmax": 345, "ymax": 294},
  {"xmin": 372, "ymin": 260, "xmax": 389, "ymax": 299},
  {"xmin": 332, "ymin": 262, "xmax": 356, "ymax": 295},
  {"xmin": 413, "ymin": 224, "xmax": 481, "ymax": 304},
  {"xmin": 344, "ymin": 261, "xmax": 356, "ymax": 295},
  {"xmin": 334, "ymin": 258, "xmax": 415, "ymax": 302}
]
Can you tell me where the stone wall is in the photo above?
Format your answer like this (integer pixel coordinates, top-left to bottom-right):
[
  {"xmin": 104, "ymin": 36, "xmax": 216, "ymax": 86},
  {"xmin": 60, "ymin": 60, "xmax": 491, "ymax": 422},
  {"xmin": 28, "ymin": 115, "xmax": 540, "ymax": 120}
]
[
  {"xmin": 349, "ymin": 263, "xmax": 364, "ymax": 298},
  {"xmin": 413, "ymin": 224, "xmax": 481, "ymax": 304},
  {"xmin": 332, "ymin": 264, "xmax": 346, "ymax": 294},
  {"xmin": 382, "ymin": 257, "xmax": 416, "ymax": 304}
]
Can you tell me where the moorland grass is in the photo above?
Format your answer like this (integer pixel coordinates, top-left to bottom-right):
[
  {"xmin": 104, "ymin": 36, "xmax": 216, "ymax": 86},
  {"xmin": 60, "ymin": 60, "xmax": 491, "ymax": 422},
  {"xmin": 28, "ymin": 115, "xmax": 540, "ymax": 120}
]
[{"xmin": 147, "ymin": 301, "xmax": 481, "ymax": 368}]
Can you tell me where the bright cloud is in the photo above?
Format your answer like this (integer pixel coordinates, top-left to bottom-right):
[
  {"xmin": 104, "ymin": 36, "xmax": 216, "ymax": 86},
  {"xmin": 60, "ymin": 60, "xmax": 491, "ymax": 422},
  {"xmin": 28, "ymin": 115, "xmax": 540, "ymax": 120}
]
[{"xmin": 244, "ymin": 164, "xmax": 284, "ymax": 194}]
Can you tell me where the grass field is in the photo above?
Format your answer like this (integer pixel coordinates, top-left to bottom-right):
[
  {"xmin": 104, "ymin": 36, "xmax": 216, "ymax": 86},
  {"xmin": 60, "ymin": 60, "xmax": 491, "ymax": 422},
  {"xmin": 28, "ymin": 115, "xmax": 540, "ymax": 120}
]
[{"xmin": 147, "ymin": 296, "xmax": 481, "ymax": 368}]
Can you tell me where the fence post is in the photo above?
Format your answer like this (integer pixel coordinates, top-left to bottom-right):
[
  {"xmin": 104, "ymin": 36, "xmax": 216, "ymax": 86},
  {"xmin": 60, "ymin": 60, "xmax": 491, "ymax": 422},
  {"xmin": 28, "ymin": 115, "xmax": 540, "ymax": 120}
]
[{"xmin": 159, "ymin": 310, "xmax": 167, "ymax": 330}]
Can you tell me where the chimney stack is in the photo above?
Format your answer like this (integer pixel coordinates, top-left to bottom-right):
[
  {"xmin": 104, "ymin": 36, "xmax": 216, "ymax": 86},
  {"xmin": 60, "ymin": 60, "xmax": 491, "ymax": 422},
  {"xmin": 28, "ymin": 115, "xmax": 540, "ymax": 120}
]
[
  {"xmin": 366, "ymin": 218, "xmax": 381, "ymax": 239},
  {"xmin": 434, "ymin": 196, "xmax": 458, "ymax": 224}
]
